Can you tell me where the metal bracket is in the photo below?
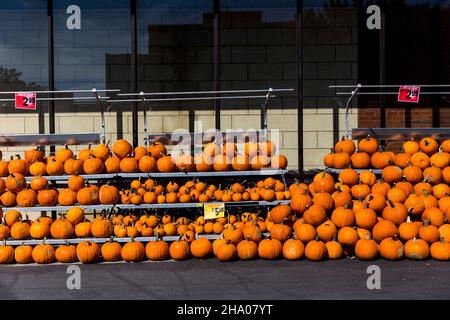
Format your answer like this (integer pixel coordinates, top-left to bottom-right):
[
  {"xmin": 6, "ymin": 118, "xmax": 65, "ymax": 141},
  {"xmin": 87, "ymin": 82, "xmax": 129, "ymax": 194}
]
[{"xmin": 344, "ymin": 84, "xmax": 361, "ymax": 139}]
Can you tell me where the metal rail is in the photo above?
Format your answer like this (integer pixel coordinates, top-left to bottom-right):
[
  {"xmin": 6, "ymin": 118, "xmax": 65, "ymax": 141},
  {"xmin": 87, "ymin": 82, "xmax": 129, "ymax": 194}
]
[
  {"xmin": 21, "ymin": 170, "xmax": 288, "ymax": 182},
  {"xmin": 3, "ymin": 234, "xmax": 225, "ymax": 246},
  {"xmin": 1, "ymin": 200, "xmax": 290, "ymax": 212},
  {"xmin": 117, "ymin": 88, "xmax": 293, "ymax": 96},
  {"xmin": 326, "ymin": 168, "xmax": 382, "ymax": 174},
  {"xmin": 0, "ymin": 133, "xmax": 100, "ymax": 147},
  {"xmin": 352, "ymin": 128, "xmax": 450, "ymax": 140}
]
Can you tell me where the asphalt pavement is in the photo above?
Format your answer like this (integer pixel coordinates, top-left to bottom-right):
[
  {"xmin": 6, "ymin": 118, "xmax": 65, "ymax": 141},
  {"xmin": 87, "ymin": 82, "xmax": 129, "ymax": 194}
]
[{"xmin": 0, "ymin": 258, "xmax": 449, "ymax": 300}]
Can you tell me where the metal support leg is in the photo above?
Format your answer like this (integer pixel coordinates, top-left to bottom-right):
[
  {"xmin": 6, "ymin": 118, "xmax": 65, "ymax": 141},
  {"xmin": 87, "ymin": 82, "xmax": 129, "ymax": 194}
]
[
  {"xmin": 344, "ymin": 84, "xmax": 361, "ymax": 139},
  {"xmin": 93, "ymin": 88, "xmax": 106, "ymax": 145},
  {"xmin": 261, "ymin": 88, "xmax": 273, "ymax": 141},
  {"xmin": 140, "ymin": 92, "xmax": 149, "ymax": 148}
]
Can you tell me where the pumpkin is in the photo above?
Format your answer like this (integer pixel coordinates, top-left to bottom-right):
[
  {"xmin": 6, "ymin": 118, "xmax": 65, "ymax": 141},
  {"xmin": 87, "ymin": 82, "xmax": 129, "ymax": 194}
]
[
  {"xmin": 433, "ymin": 183, "xmax": 450, "ymax": 199},
  {"xmin": 332, "ymin": 152, "xmax": 351, "ymax": 169},
  {"xmin": 316, "ymin": 220, "xmax": 337, "ymax": 242},
  {"xmin": 91, "ymin": 217, "xmax": 113, "ymax": 238},
  {"xmin": 8, "ymin": 155, "xmax": 28, "ymax": 175},
  {"xmin": 6, "ymin": 173, "xmax": 26, "ymax": 193},
  {"xmin": 303, "ymin": 205, "xmax": 327, "ymax": 226},
  {"xmin": 382, "ymin": 165, "xmax": 403, "ymax": 184},
  {"xmin": 442, "ymin": 140, "xmax": 450, "ymax": 153},
  {"xmin": 29, "ymin": 161, "xmax": 46, "ymax": 176},
  {"xmin": 350, "ymin": 152, "xmax": 370, "ymax": 169},
  {"xmin": 313, "ymin": 171, "xmax": 335, "ymax": 194},
  {"xmin": 25, "ymin": 148, "xmax": 44, "ymax": 164},
  {"xmin": 244, "ymin": 142, "xmax": 259, "ymax": 158},
  {"xmin": 50, "ymin": 216, "xmax": 74, "ymax": 239},
  {"xmin": 258, "ymin": 238, "xmax": 282, "ymax": 260},
  {"xmin": 398, "ymin": 217, "xmax": 419, "ymax": 241},
  {"xmin": 271, "ymin": 154, "xmax": 288, "ymax": 170},
  {"xmin": 393, "ymin": 153, "xmax": 411, "ymax": 168},
  {"xmin": 371, "ymin": 148, "xmax": 394, "ymax": 169},
  {"xmin": 55, "ymin": 145, "xmax": 74, "ymax": 163},
  {"xmin": 138, "ymin": 154, "xmax": 157, "ymax": 173},
  {"xmin": 237, "ymin": 239, "xmax": 258, "ymax": 260},
  {"xmin": 112, "ymin": 139, "xmax": 132, "ymax": 159},
  {"xmin": 382, "ymin": 201, "xmax": 407, "ymax": 226},
  {"xmin": 351, "ymin": 184, "xmax": 371, "ymax": 199},
  {"xmin": 0, "ymin": 222, "xmax": 10, "ymax": 240},
  {"xmin": 282, "ymin": 238, "xmax": 305, "ymax": 260},
  {"xmin": 359, "ymin": 170, "xmax": 377, "ymax": 186},
  {"xmin": 403, "ymin": 140, "xmax": 420, "ymax": 155},
  {"xmin": 419, "ymin": 136, "xmax": 439, "ymax": 155},
  {"xmin": 0, "ymin": 240, "xmax": 14, "ymax": 264},
  {"xmin": 75, "ymin": 220, "xmax": 92, "ymax": 238},
  {"xmin": 119, "ymin": 156, "xmax": 139, "ymax": 173},
  {"xmin": 99, "ymin": 184, "xmax": 119, "ymax": 205},
  {"xmin": 147, "ymin": 141, "xmax": 167, "ymax": 159},
  {"xmin": 93, "ymin": 143, "xmax": 111, "ymax": 161},
  {"xmin": 11, "ymin": 220, "xmax": 30, "ymax": 240},
  {"xmin": 379, "ymin": 236, "xmax": 404, "ymax": 260},
  {"xmin": 55, "ymin": 243, "xmax": 78, "ymax": 263},
  {"xmin": 121, "ymin": 237, "xmax": 145, "ymax": 262},
  {"xmin": 105, "ymin": 156, "xmax": 121, "ymax": 173},
  {"xmin": 30, "ymin": 218, "xmax": 50, "ymax": 239},
  {"xmin": 57, "ymin": 188, "xmax": 77, "ymax": 206},
  {"xmin": 79, "ymin": 145, "xmax": 93, "ymax": 161},
  {"xmin": 332, "ymin": 187, "xmax": 352, "ymax": 208},
  {"xmin": 223, "ymin": 227, "xmax": 244, "ymax": 245},
  {"xmin": 337, "ymin": 226, "xmax": 359, "ymax": 247},
  {"xmin": 331, "ymin": 206, "xmax": 354, "ymax": 228},
  {"xmin": 404, "ymin": 238, "xmax": 429, "ymax": 260},
  {"xmin": 76, "ymin": 241, "xmax": 101, "ymax": 263},
  {"xmin": 1, "ymin": 191, "xmax": 16, "ymax": 207},
  {"xmin": 294, "ymin": 223, "xmax": 316, "ymax": 243},
  {"xmin": 64, "ymin": 157, "xmax": 83, "ymax": 175},
  {"xmin": 4, "ymin": 210, "xmax": 21, "ymax": 227},
  {"xmin": 15, "ymin": 243, "xmax": 33, "ymax": 264},
  {"xmin": 0, "ymin": 161, "xmax": 8, "ymax": 177},
  {"xmin": 77, "ymin": 185, "xmax": 99, "ymax": 205},
  {"xmin": 16, "ymin": 188, "xmax": 38, "ymax": 207},
  {"xmin": 250, "ymin": 155, "xmax": 270, "ymax": 170},
  {"xmin": 422, "ymin": 207, "xmax": 445, "ymax": 227},
  {"xmin": 242, "ymin": 224, "xmax": 263, "ymax": 243},
  {"xmin": 66, "ymin": 207, "xmax": 84, "ymax": 225},
  {"xmin": 157, "ymin": 155, "xmax": 176, "ymax": 173},
  {"xmin": 423, "ymin": 166, "xmax": 443, "ymax": 185},
  {"xmin": 83, "ymin": 156, "xmax": 105, "ymax": 174},
  {"xmin": 304, "ymin": 237, "xmax": 327, "ymax": 261},
  {"xmin": 338, "ymin": 168, "xmax": 358, "ymax": 186},
  {"xmin": 355, "ymin": 234, "xmax": 379, "ymax": 260},
  {"xmin": 195, "ymin": 153, "xmax": 214, "ymax": 172},
  {"xmin": 430, "ymin": 237, "xmax": 450, "ymax": 260},
  {"xmin": 68, "ymin": 175, "xmax": 85, "ymax": 192},
  {"xmin": 169, "ymin": 238, "xmax": 191, "ymax": 261},
  {"xmin": 190, "ymin": 237, "xmax": 212, "ymax": 259},
  {"xmin": 259, "ymin": 141, "xmax": 276, "ymax": 157},
  {"xmin": 231, "ymin": 155, "xmax": 251, "ymax": 171},
  {"xmin": 354, "ymin": 203, "xmax": 378, "ymax": 230},
  {"xmin": 30, "ymin": 176, "xmax": 48, "ymax": 191},
  {"xmin": 365, "ymin": 193, "xmax": 386, "ymax": 213},
  {"xmin": 410, "ymin": 152, "xmax": 430, "ymax": 169},
  {"xmin": 215, "ymin": 241, "xmax": 237, "ymax": 262},
  {"xmin": 269, "ymin": 204, "xmax": 291, "ymax": 224},
  {"xmin": 372, "ymin": 220, "xmax": 398, "ymax": 243},
  {"xmin": 430, "ymin": 151, "xmax": 449, "ymax": 169},
  {"xmin": 326, "ymin": 239, "xmax": 344, "ymax": 260},
  {"xmin": 146, "ymin": 236, "xmax": 169, "ymax": 261},
  {"xmin": 312, "ymin": 192, "xmax": 334, "ymax": 212},
  {"xmin": 31, "ymin": 238, "xmax": 55, "ymax": 264},
  {"xmin": 323, "ymin": 149, "xmax": 334, "ymax": 167},
  {"xmin": 335, "ymin": 137, "xmax": 355, "ymax": 154},
  {"xmin": 418, "ymin": 219, "xmax": 440, "ymax": 244}
]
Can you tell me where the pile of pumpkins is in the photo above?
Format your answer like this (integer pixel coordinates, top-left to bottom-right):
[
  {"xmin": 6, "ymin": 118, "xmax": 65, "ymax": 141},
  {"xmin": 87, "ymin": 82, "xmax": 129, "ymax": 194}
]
[
  {"xmin": 0, "ymin": 175, "xmax": 290, "ymax": 208},
  {"xmin": 283, "ymin": 135, "xmax": 450, "ymax": 261},
  {"xmin": 0, "ymin": 139, "xmax": 287, "ymax": 178}
]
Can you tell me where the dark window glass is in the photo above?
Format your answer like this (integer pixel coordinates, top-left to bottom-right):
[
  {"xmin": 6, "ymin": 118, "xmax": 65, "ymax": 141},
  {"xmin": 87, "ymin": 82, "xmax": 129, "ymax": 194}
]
[
  {"xmin": 0, "ymin": 0, "xmax": 48, "ymax": 92},
  {"xmin": 137, "ymin": 0, "xmax": 213, "ymax": 111},
  {"xmin": 219, "ymin": 0, "xmax": 297, "ymax": 110},
  {"xmin": 54, "ymin": 0, "xmax": 131, "ymax": 92}
]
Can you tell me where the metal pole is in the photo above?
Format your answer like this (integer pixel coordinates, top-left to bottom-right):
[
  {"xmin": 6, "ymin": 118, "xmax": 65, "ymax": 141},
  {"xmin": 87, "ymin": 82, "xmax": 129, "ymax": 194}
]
[
  {"xmin": 47, "ymin": 0, "xmax": 55, "ymax": 155},
  {"xmin": 344, "ymin": 84, "xmax": 361, "ymax": 139},
  {"xmin": 380, "ymin": 11, "xmax": 386, "ymax": 129},
  {"xmin": 261, "ymin": 88, "xmax": 273, "ymax": 140},
  {"xmin": 131, "ymin": 0, "xmax": 138, "ymax": 147},
  {"xmin": 297, "ymin": 0, "xmax": 303, "ymax": 176},
  {"xmin": 213, "ymin": 0, "xmax": 221, "ymax": 130},
  {"xmin": 140, "ymin": 93, "xmax": 149, "ymax": 148}
]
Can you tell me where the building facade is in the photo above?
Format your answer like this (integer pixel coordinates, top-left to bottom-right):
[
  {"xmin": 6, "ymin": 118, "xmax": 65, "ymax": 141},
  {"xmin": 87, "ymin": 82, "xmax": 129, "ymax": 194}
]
[{"xmin": 0, "ymin": 1, "xmax": 448, "ymax": 170}]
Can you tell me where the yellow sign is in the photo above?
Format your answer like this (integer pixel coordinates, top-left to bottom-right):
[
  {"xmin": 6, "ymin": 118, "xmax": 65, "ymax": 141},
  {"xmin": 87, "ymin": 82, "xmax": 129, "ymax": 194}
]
[{"xmin": 203, "ymin": 203, "xmax": 225, "ymax": 220}]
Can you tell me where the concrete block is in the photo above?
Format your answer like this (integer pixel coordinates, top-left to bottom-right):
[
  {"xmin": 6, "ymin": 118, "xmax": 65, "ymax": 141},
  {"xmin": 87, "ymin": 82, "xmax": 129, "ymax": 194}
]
[{"xmin": 303, "ymin": 114, "xmax": 333, "ymax": 132}]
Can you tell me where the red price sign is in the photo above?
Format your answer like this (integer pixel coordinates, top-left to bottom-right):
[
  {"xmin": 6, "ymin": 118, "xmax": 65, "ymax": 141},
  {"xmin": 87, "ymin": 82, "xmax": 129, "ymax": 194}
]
[
  {"xmin": 398, "ymin": 86, "xmax": 420, "ymax": 103},
  {"xmin": 15, "ymin": 92, "xmax": 37, "ymax": 110}
]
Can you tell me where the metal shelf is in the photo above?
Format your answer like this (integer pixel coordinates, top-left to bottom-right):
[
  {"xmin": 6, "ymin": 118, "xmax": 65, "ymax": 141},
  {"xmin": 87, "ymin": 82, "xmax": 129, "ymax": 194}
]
[
  {"xmin": 23, "ymin": 169, "xmax": 288, "ymax": 182},
  {"xmin": 327, "ymin": 168, "xmax": 382, "ymax": 174},
  {"xmin": 1, "ymin": 200, "xmax": 290, "ymax": 212},
  {"xmin": 3, "ymin": 234, "xmax": 224, "ymax": 246}
]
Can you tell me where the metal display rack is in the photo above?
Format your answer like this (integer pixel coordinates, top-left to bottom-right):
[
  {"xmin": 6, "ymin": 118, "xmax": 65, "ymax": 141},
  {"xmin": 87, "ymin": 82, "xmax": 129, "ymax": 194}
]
[
  {"xmin": 1, "ymin": 200, "xmax": 290, "ymax": 213},
  {"xmin": 330, "ymin": 83, "xmax": 450, "ymax": 139}
]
